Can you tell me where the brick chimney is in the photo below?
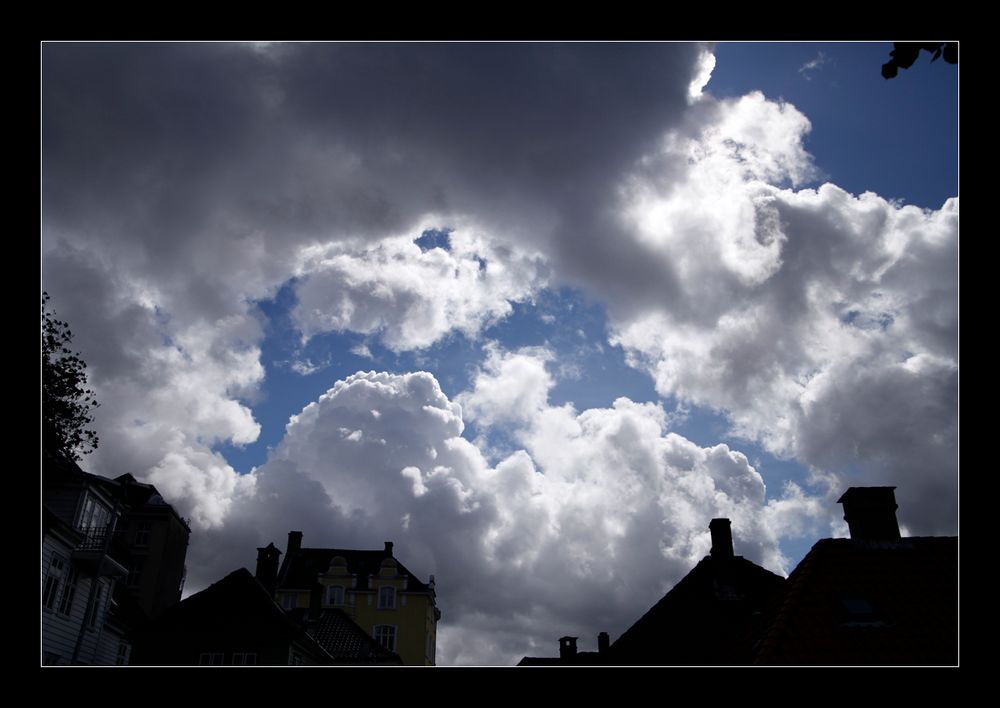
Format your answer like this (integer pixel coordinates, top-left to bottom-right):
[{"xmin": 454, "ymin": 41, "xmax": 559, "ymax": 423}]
[
  {"xmin": 255, "ymin": 542, "xmax": 281, "ymax": 598},
  {"xmin": 559, "ymin": 636, "xmax": 578, "ymax": 661},
  {"xmin": 598, "ymin": 632, "xmax": 610, "ymax": 655},
  {"xmin": 384, "ymin": 541, "xmax": 394, "ymax": 557},
  {"xmin": 287, "ymin": 530, "xmax": 303, "ymax": 557},
  {"xmin": 710, "ymin": 518, "xmax": 734, "ymax": 559},
  {"xmin": 838, "ymin": 487, "xmax": 901, "ymax": 542}
]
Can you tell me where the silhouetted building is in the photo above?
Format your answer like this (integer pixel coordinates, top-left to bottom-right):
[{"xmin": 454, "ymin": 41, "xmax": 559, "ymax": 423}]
[
  {"xmin": 266, "ymin": 532, "xmax": 440, "ymax": 665},
  {"xmin": 517, "ymin": 634, "xmax": 611, "ymax": 666},
  {"xmin": 43, "ymin": 451, "xmax": 133, "ymax": 665},
  {"xmin": 113, "ymin": 473, "xmax": 191, "ymax": 617},
  {"xmin": 753, "ymin": 487, "xmax": 958, "ymax": 665},
  {"xmin": 43, "ymin": 450, "xmax": 190, "ymax": 665},
  {"xmin": 517, "ymin": 519, "xmax": 785, "ymax": 666},
  {"xmin": 130, "ymin": 568, "xmax": 335, "ymax": 665},
  {"xmin": 606, "ymin": 518, "xmax": 785, "ymax": 665}
]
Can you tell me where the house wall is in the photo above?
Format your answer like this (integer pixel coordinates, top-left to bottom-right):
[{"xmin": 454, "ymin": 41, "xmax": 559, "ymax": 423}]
[
  {"xmin": 42, "ymin": 534, "xmax": 115, "ymax": 665},
  {"xmin": 122, "ymin": 508, "xmax": 189, "ymax": 616},
  {"xmin": 319, "ymin": 562, "xmax": 437, "ymax": 665}
]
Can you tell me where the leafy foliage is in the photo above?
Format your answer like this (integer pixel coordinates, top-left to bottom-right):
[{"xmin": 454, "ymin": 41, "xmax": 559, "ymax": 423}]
[
  {"xmin": 882, "ymin": 43, "xmax": 958, "ymax": 79},
  {"xmin": 42, "ymin": 292, "xmax": 99, "ymax": 460}
]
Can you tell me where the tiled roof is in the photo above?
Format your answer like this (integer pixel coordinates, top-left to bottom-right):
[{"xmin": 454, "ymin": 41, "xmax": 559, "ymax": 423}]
[
  {"xmin": 753, "ymin": 537, "xmax": 958, "ymax": 665},
  {"xmin": 277, "ymin": 547, "xmax": 432, "ymax": 594},
  {"xmin": 608, "ymin": 554, "xmax": 786, "ymax": 665},
  {"xmin": 290, "ymin": 608, "xmax": 402, "ymax": 664}
]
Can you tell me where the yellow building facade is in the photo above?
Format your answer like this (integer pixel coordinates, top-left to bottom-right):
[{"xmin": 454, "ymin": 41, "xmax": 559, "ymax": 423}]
[{"xmin": 273, "ymin": 534, "xmax": 439, "ymax": 665}]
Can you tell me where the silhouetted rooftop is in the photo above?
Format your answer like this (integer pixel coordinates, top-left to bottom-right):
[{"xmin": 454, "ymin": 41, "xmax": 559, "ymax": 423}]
[
  {"xmin": 754, "ymin": 536, "xmax": 958, "ymax": 665},
  {"xmin": 132, "ymin": 568, "xmax": 333, "ymax": 663},
  {"xmin": 608, "ymin": 553, "xmax": 785, "ymax": 665},
  {"xmin": 278, "ymin": 546, "xmax": 431, "ymax": 594}
]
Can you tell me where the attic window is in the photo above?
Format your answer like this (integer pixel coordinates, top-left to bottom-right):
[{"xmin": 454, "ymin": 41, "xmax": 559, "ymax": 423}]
[
  {"xmin": 378, "ymin": 586, "xmax": 396, "ymax": 609},
  {"xmin": 328, "ymin": 585, "xmax": 345, "ymax": 606}
]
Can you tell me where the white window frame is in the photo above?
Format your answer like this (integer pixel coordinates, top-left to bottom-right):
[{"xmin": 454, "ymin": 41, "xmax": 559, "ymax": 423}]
[
  {"xmin": 378, "ymin": 585, "xmax": 395, "ymax": 609},
  {"xmin": 58, "ymin": 567, "xmax": 79, "ymax": 616},
  {"xmin": 78, "ymin": 493, "xmax": 112, "ymax": 531},
  {"xmin": 43, "ymin": 553, "xmax": 66, "ymax": 610},
  {"xmin": 199, "ymin": 652, "xmax": 224, "ymax": 665},
  {"xmin": 232, "ymin": 652, "xmax": 257, "ymax": 665},
  {"xmin": 87, "ymin": 582, "xmax": 105, "ymax": 629},
  {"xmin": 374, "ymin": 624, "xmax": 397, "ymax": 652}
]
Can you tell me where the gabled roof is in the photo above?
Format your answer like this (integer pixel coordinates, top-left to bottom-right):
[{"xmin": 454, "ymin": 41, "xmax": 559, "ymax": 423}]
[
  {"xmin": 132, "ymin": 568, "xmax": 333, "ymax": 663},
  {"xmin": 277, "ymin": 546, "xmax": 432, "ymax": 594},
  {"xmin": 608, "ymin": 554, "xmax": 786, "ymax": 665},
  {"xmin": 287, "ymin": 608, "xmax": 402, "ymax": 664},
  {"xmin": 753, "ymin": 537, "xmax": 958, "ymax": 665}
]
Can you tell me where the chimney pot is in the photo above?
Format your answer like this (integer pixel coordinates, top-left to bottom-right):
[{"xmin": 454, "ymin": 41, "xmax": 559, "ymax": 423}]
[
  {"xmin": 255, "ymin": 542, "xmax": 281, "ymax": 598},
  {"xmin": 384, "ymin": 541, "xmax": 394, "ymax": 556},
  {"xmin": 710, "ymin": 518, "xmax": 734, "ymax": 559},
  {"xmin": 838, "ymin": 487, "xmax": 901, "ymax": 542},
  {"xmin": 598, "ymin": 632, "xmax": 610, "ymax": 655},
  {"xmin": 558, "ymin": 636, "xmax": 578, "ymax": 661}
]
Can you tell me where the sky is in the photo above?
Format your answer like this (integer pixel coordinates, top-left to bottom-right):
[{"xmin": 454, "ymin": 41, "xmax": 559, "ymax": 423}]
[{"xmin": 41, "ymin": 42, "xmax": 958, "ymax": 665}]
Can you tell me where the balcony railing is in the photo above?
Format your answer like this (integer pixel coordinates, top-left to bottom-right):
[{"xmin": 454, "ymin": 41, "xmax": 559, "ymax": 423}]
[{"xmin": 75, "ymin": 524, "xmax": 113, "ymax": 552}]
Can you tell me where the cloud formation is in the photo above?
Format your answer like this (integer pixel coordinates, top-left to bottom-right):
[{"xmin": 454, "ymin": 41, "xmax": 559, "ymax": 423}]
[
  {"xmin": 42, "ymin": 43, "xmax": 956, "ymax": 662},
  {"xmin": 187, "ymin": 357, "xmax": 811, "ymax": 665},
  {"xmin": 607, "ymin": 92, "xmax": 958, "ymax": 534}
]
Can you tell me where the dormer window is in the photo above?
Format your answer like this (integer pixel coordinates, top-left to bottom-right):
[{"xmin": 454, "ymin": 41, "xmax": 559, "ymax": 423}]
[
  {"xmin": 78, "ymin": 493, "xmax": 113, "ymax": 532},
  {"xmin": 328, "ymin": 585, "xmax": 345, "ymax": 606},
  {"xmin": 378, "ymin": 586, "xmax": 395, "ymax": 609}
]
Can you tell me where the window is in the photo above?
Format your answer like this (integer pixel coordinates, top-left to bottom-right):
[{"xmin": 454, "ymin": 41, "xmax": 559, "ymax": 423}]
[
  {"xmin": 43, "ymin": 554, "xmax": 66, "ymax": 610},
  {"xmin": 88, "ymin": 583, "xmax": 104, "ymax": 628},
  {"xmin": 199, "ymin": 652, "xmax": 224, "ymax": 665},
  {"xmin": 58, "ymin": 568, "xmax": 79, "ymax": 616},
  {"xmin": 374, "ymin": 625, "xmax": 397, "ymax": 652},
  {"xmin": 232, "ymin": 652, "xmax": 257, "ymax": 665},
  {"xmin": 134, "ymin": 521, "xmax": 151, "ymax": 547},
  {"xmin": 281, "ymin": 593, "xmax": 296, "ymax": 610},
  {"xmin": 127, "ymin": 558, "xmax": 144, "ymax": 589},
  {"xmin": 78, "ymin": 493, "xmax": 112, "ymax": 531},
  {"xmin": 290, "ymin": 652, "xmax": 304, "ymax": 665},
  {"xmin": 116, "ymin": 641, "xmax": 130, "ymax": 666},
  {"xmin": 378, "ymin": 585, "xmax": 395, "ymax": 609},
  {"xmin": 328, "ymin": 585, "xmax": 344, "ymax": 606}
]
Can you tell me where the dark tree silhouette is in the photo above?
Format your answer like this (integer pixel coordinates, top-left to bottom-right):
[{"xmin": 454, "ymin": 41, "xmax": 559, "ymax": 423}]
[
  {"xmin": 43, "ymin": 292, "xmax": 99, "ymax": 460},
  {"xmin": 882, "ymin": 42, "xmax": 957, "ymax": 79}
]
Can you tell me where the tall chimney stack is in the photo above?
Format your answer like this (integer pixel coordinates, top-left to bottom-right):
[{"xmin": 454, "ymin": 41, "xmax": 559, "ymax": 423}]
[
  {"xmin": 559, "ymin": 636, "xmax": 578, "ymax": 661},
  {"xmin": 255, "ymin": 542, "xmax": 281, "ymax": 598},
  {"xmin": 710, "ymin": 518, "xmax": 734, "ymax": 559},
  {"xmin": 598, "ymin": 632, "xmax": 610, "ymax": 655},
  {"xmin": 838, "ymin": 487, "xmax": 901, "ymax": 542},
  {"xmin": 384, "ymin": 541, "xmax": 394, "ymax": 557},
  {"xmin": 287, "ymin": 530, "xmax": 303, "ymax": 557}
]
